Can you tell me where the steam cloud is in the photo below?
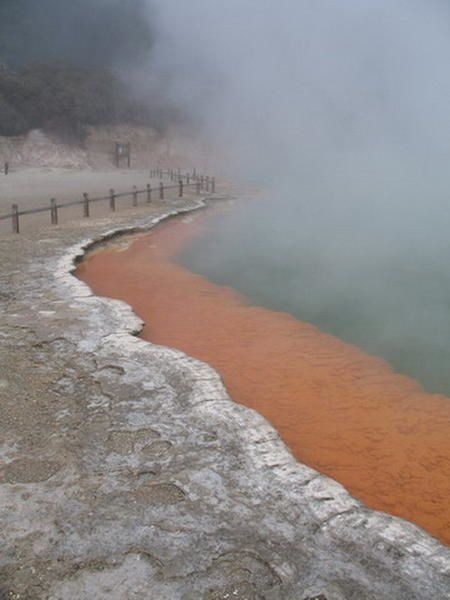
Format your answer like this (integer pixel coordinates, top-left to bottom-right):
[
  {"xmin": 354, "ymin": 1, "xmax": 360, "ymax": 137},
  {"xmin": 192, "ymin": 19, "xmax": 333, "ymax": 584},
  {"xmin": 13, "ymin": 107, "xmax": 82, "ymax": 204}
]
[
  {"xmin": 147, "ymin": 1, "xmax": 450, "ymax": 393},
  {"xmin": 0, "ymin": 0, "xmax": 153, "ymax": 69}
]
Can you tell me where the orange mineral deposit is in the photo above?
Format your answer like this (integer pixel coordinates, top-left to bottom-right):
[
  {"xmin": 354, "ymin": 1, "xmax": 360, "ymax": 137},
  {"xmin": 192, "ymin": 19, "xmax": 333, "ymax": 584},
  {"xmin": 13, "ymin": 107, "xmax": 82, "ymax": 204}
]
[{"xmin": 76, "ymin": 210, "xmax": 450, "ymax": 545}]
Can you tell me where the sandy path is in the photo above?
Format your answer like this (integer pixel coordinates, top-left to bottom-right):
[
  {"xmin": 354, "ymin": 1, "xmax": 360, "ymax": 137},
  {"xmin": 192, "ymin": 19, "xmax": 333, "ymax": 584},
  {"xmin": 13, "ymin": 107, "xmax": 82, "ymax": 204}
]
[{"xmin": 0, "ymin": 168, "xmax": 164, "ymax": 235}]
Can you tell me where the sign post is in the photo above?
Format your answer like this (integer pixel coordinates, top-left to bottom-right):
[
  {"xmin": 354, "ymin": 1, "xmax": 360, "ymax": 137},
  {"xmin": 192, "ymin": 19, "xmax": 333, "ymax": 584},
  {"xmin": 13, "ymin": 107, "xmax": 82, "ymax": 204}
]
[{"xmin": 115, "ymin": 143, "xmax": 131, "ymax": 168}]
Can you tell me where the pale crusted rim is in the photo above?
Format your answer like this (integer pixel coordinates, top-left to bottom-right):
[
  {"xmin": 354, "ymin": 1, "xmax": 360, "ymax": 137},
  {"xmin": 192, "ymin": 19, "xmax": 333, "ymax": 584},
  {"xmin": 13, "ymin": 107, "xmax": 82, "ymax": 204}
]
[{"xmin": 54, "ymin": 197, "xmax": 450, "ymax": 577}]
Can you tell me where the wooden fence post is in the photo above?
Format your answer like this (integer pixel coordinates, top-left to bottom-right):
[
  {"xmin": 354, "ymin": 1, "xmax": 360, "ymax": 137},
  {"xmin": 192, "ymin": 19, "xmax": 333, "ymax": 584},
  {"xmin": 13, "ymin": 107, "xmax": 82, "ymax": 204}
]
[
  {"xmin": 179, "ymin": 179, "xmax": 183, "ymax": 197},
  {"xmin": 133, "ymin": 185, "xmax": 138, "ymax": 207},
  {"xmin": 196, "ymin": 181, "xmax": 201, "ymax": 195},
  {"xmin": 159, "ymin": 182, "xmax": 164, "ymax": 200},
  {"xmin": 12, "ymin": 204, "xmax": 19, "ymax": 233},
  {"xmin": 110, "ymin": 188, "xmax": 116, "ymax": 212},
  {"xmin": 200, "ymin": 175, "xmax": 204, "ymax": 190},
  {"xmin": 147, "ymin": 184, "xmax": 152, "ymax": 203},
  {"xmin": 83, "ymin": 193, "xmax": 90, "ymax": 218},
  {"xmin": 205, "ymin": 176, "xmax": 210, "ymax": 191},
  {"xmin": 186, "ymin": 174, "xmax": 190, "ymax": 185},
  {"xmin": 50, "ymin": 198, "xmax": 58, "ymax": 225}
]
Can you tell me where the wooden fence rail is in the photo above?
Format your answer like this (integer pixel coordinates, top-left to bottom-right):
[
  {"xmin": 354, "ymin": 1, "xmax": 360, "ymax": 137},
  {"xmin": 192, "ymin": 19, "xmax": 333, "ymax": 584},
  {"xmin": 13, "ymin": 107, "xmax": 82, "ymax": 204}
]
[{"xmin": 0, "ymin": 169, "xmax": 216, "ymax": 234}]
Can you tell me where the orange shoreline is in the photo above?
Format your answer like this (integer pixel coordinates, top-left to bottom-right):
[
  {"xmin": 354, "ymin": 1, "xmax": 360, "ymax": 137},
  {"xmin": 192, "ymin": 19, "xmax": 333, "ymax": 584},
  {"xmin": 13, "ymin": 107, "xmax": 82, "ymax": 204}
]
[{"xmin": 76, "ymin": 208, "xmax": 450, "ymax": 544}]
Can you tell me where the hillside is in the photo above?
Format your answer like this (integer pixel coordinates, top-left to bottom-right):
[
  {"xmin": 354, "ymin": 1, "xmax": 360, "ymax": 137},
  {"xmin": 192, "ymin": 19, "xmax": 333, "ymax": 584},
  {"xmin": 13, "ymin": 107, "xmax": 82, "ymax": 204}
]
[
  {"xmin": 0, "ymin": 61, "xmax": 176, "ymax": 140},
  {"xmin": 0, "ymin": 1, "xmax": 173, "ymax": 141}
]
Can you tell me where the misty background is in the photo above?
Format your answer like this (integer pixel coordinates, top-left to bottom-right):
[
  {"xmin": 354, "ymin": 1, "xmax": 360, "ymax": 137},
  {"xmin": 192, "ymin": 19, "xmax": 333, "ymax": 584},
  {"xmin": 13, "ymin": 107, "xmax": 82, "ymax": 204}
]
[
  {"xmin": 0, "ymin": 0, "xmax": 152, "ymax": 69},
  {"xmin": 2, "ymin": 0, "xmax": 450, "ymax": 392},
  {"xmin": 147, "ymin": 1, "xmax": 450, "ymax": 394},
  {"xmin": 0, "ymin": 0, "xmax": 176, "ymax": 137}
]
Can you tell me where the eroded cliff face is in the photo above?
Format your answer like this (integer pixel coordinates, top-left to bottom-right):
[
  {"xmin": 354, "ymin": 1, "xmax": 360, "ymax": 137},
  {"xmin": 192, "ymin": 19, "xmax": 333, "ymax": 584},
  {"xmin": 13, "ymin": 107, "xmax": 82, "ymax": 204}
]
[
  {"xmin": 0, "ymin": 129, "xmax": 89, "ymax": 169},
  {"xmin": 0, "ymin": 193, "xmax": 449, "ymax": 599},
  {"xmin": 0, "ymin": 125, "xmax": 212, "ymax": 171}
]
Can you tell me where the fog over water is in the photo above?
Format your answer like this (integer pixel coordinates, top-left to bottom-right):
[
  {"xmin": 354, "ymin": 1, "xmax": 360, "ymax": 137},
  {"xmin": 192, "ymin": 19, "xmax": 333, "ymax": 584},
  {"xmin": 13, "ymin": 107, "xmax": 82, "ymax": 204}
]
[{"xmin": 147, "ymin": 1, "xmax": 450, "ymax": 393}]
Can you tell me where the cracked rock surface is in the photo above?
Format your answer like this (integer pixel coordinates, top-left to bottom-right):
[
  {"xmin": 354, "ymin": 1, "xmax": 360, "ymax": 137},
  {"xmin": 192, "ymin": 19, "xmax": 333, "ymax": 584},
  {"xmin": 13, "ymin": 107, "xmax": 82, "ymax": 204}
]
[{"xmin": 0, "ymin": 195, "xmax": 449, "ymax": 599}]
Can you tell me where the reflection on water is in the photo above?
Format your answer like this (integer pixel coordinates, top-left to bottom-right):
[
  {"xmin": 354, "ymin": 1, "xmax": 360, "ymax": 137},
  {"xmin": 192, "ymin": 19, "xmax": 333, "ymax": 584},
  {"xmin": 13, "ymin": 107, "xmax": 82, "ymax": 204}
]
[{"xmin": 76, "ymin": 208, "xmax": 450, "ymax": 544}]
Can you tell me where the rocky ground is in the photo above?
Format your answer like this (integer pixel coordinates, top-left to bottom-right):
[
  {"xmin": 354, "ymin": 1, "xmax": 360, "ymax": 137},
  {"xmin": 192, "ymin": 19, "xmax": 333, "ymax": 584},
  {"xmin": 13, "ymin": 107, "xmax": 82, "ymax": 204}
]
[{"xmin": 0, "ymin": 181, "xmax": 449, "ymax": 599}]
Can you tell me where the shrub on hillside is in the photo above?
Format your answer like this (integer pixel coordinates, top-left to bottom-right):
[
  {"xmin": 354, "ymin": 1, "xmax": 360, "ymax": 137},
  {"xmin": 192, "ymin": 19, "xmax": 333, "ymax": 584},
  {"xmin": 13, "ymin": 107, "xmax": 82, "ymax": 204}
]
[{"xmin": 0, "ymin": 61, "xmax": 162, "ymax": 139}]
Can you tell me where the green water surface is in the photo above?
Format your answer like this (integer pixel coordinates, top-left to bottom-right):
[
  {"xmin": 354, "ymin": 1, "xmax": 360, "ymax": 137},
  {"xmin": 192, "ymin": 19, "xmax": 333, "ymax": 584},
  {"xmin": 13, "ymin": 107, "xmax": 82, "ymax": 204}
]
[{"xmin": 180, "ymin": 196, "xmax": 450, "ymax": 395}]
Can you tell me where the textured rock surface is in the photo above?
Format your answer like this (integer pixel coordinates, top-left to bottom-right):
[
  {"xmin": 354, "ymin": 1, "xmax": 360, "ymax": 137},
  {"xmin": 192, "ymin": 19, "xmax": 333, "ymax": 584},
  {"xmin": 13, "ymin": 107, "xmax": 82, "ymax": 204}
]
[{"xmin": 0, "ymin": 192, "xmax": 449, "ymax": 599}]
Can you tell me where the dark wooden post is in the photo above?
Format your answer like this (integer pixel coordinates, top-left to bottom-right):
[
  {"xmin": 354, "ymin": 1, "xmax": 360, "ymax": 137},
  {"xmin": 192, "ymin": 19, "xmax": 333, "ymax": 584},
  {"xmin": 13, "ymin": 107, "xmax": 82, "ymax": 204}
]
[
  {"xmin": 50, "ymin": 198, "xmax": 58, "ymax": 225},
  {"xmin": 110, "ymin": 188, "xmax": 116, "ymax": 212},
  {"xmin": 4, "ymin": 162, "xmax": 9, "ymax": 175},
  {"xmin": 159, "ymin": 182, "xmax": 164, "ymax": 200},
  {"xmin": 133, "ymin": 185, "xmax": 138, "ymax": 207},
  {"xmin": 12, "ymin": 204, "xmax": 19, "ymax": 234},
  {"xmin": 196, "ymin": 181, "xmax": 201, "ymax": 195},
  {"xmin": 179, "ymin": 179, "xmax": 183, "ymax": 197},
  {"xmin": 205, "ymin": 176, "xmax": 210, "ymax": 191},
  {"xmin": 200, "ymin": 175, "xmax": 204, "ymax": 189},
  {"xmin": 127, "ymin": 144, "xmax": 131, "ymax": 168},
  {"xmin": 186, "ymin": 174, "xmax": 190, "ymax": 185},
  {"xmin": 177, "ymin": 167, "xmax": 181, "ymax": 179},
  {"xmin": 147, "ymin": 184, "xmax": 152, "ymax": 203},
  {"xmin": 83, "ymin": 193, "xmax": 90, "ymax": 218}
]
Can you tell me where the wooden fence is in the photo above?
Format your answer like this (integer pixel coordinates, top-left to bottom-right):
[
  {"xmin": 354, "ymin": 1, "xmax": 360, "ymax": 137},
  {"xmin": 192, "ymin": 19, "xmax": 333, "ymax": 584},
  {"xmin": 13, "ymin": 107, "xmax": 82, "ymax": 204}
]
[{"xmin": 0, "ymin": 169, "xmax": 216, "ymax": 234}]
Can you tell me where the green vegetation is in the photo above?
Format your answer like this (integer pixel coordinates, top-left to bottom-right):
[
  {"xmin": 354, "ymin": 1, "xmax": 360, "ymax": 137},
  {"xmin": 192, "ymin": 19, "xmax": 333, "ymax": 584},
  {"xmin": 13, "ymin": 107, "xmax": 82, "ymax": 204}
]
[
  {"xmin": 0, "ymin": 62, "xmax": 161, "ymax": 138},
  {"xmin": 0, "ymin": 0, "xmax": 168, "ymax": 138}
]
